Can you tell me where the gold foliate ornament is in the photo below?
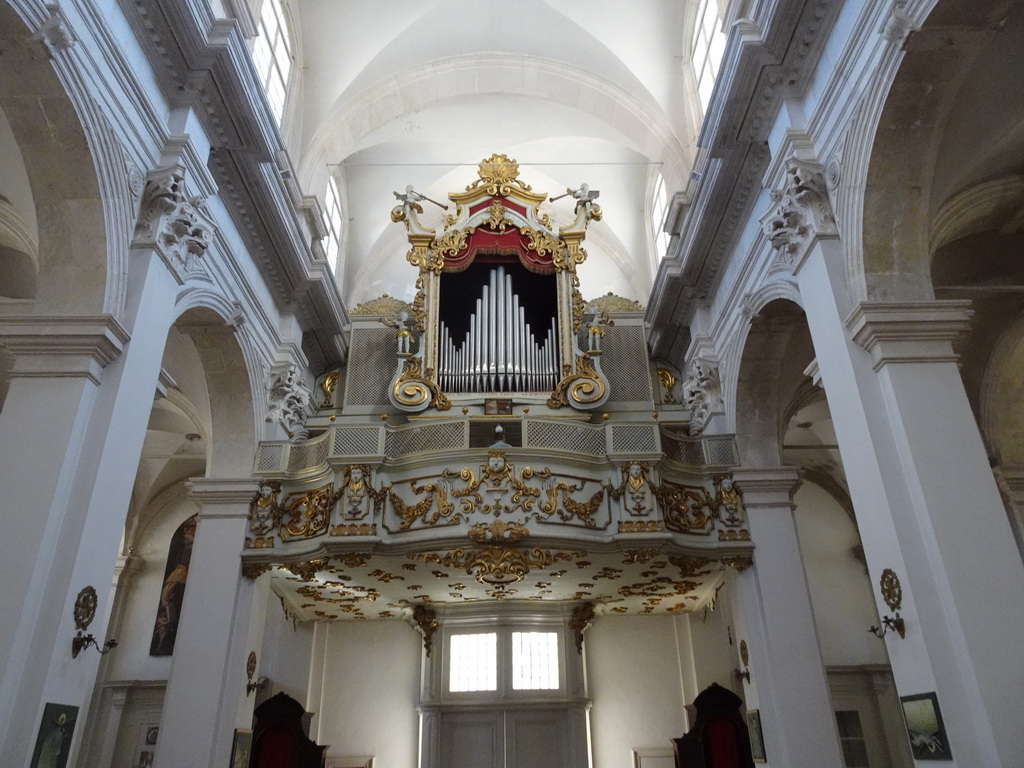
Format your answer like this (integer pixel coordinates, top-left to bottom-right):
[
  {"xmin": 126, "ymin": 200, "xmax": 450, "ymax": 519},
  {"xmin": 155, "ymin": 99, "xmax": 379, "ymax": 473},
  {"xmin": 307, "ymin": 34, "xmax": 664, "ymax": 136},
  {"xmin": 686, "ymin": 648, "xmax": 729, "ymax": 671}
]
[
  {"xmin": 350, "ymin": 294, "xmax": 413, "ymax": 317},
  {"xmin": 484, "ymin": 201, "xmax": 511, "ymax": 232},
  {"xmin": 466, "ymin": 153, "xmax": 530, "ymax": 194},
  {"xmin": 879, "ymin": 568, "xmax": 903, "ymax": 612},
  {"xmin": 585, "ymin": 292, "xmax": 644, "ymax": 313}
]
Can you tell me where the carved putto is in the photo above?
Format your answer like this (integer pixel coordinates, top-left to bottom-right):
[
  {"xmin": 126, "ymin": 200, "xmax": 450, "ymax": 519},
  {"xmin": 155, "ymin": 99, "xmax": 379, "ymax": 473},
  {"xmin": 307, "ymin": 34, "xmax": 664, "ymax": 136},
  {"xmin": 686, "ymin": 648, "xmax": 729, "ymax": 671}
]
[
  {"xmin": 609, "ymin": 462, "xmax": 655, "ymax": 516},
  {"xmin": 266, "ymin": 365, "xmax": 313, "ymax": 440},
  {"xmin": 248, "ymin": 482, "xmax": 282, "ymax": 548},
  {"xmin": 713, "ymin": 475, "xmax": 744, "ymax": 527},
  {"xmin": 339, "ymin": 465, "xmax": 374, "ymax": 520}
]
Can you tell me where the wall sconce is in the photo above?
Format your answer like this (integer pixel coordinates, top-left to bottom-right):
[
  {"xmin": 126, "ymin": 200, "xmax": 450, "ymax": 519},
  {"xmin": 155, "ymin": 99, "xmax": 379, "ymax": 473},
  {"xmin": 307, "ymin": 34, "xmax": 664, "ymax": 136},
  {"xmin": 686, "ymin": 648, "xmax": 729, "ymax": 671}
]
[
  {"xmin": 246, "ymin": 651, "xmax": 268, "ymax": 696},
  {"xmin": 71, "ymin": 586, "xmax": 118, "ymax": 659},
  {"xmin": 733, "ymin": 639, "xmax": 751, "ymax": 683},
  {"xmin": 868, "ymin": 568, "xmax": 906, "ymax": 639}
]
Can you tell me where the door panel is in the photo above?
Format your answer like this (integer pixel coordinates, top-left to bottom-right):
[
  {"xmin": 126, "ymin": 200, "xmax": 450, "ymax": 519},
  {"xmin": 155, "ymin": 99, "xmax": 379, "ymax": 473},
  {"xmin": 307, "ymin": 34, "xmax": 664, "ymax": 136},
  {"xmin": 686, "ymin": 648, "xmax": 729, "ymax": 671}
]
[{"xmin": 440, "ymin": 712, "xmax": 503, "ymax": 768}]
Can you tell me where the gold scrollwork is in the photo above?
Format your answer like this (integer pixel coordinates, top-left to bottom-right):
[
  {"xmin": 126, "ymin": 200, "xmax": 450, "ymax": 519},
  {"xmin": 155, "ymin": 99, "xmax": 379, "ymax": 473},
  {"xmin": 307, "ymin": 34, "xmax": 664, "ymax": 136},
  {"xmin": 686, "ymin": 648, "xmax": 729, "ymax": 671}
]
[
  {"xmin": 389, "ymin": 479, "xmax": 459, "ymax": 530},
  {"xmin": 281, "ymin": 484, "xmax": 334, "ymax": 540},
  {"xmin": 414, "ymin": 546, "xmax": 581, "ymax": 585},
  {"xmin": 618, "ymin": 520, "xmax": 664, "ymax": 533},
  {"xmin": 585, "ymin": 292, "xmax": 644, "ymax": 313},
  {"xmin": 668, "ymin": 556, "xmax": 714, "ymax": 578},
  {"xmin": 464, "ymin": 153, "xmax": 533, "ymax": 196},
  {"xmin": 432, "ymin": 227, "xmax": 474, "ymax": 265},
  {"xmin": 392, "ymin": 356, "xmax": 451, "ymax": 411},
  {"xmin": 320, "ymin": 371, "xmax": 340, "ymax": 408},
  {"xmin": 656, "ymin": 482, "xmax": 714, "ymax": 533},
  {"xmin": 571, "ymin": 275, "xmax": 586, "ymax": 332},
  {"xmin": 484, "ymin": 201, "xmax": 511, "ymax": 232},
  {"xmin": 879, "ymin": 568, "xmax": 902, "ymax": 612},
  {"xmin": 242, "ymin": 562, "xmax": 273, "ymax": 580},
  {"xmin": 519, "ymin": 225, "xmax": 567, "ymax": 264},
  {"xmin": 656, "ymin": 368, "xmax": 677, "ymax": 403},
  {"xmin": 721, "ymin": 556, "xmax": 753, "ymax": 572},
  {"xmin": 468, "ymin": 520, "xmax": 530, "ymax": 542},
  {"xmin": 541, "ymin": 481, "xmax": 605, "ymax": 527},
  {"xmin": 547, "ymin": 355, "xmax": 607, "ymax": 409},
  {"xmin": 351, "ymin": 294, "xmax": 413, "ymax": 317},
  {"xmin": 285, "ymin": 558, "xmax": 328, "ymax": 581},
  {"xmin": 329, "ymin": 523, "xmax": 377, "ymax": 536}
]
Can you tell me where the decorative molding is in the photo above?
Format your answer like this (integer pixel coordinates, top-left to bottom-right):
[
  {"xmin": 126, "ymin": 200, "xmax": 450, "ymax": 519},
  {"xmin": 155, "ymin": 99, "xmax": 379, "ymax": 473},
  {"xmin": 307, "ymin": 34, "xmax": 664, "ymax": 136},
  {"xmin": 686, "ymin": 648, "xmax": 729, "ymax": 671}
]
[
  {"xmin": 730, "ymin": 467, "xmax": 802, "ymax": 510},
  {"xmin": 681, "ymin": 359, "xmax": 723, "ymax": 433},
  {"xmin": 879, "ymin": 1, "xmax": 914, "ymax": 46},
  {"xmin": 0, "ymin": 316, "xmax": 129, "ymax": 385},
  {"xmin": 132, "ymin": 165, "xmax": 216, "ymax": 284},
  {"xmin": 33, "ymin": 3, "xmax": 78, "ymax": 54},
  {"xmin": 846, "ymin": 301, "xmax": 973, "ymax": 371},
  {"xmin": 760, "ymin": 159, "xmax": 837, "ymax": 271}
]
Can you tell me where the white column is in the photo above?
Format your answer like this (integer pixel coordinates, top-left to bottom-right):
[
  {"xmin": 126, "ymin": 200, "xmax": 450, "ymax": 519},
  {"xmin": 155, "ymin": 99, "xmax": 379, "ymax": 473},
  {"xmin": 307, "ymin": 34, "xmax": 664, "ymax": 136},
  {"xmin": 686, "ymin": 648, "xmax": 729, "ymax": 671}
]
[
  {"xmin": 795, "ymin": 237, "xmax": 1024, "ymax": 766},
  {"xmin": 729, "ymin": 467, "xmax": 845, "ymax": 768},
  {"xmin": 155, "ymin": 478, "xmax": 268, "ymax": 768}
]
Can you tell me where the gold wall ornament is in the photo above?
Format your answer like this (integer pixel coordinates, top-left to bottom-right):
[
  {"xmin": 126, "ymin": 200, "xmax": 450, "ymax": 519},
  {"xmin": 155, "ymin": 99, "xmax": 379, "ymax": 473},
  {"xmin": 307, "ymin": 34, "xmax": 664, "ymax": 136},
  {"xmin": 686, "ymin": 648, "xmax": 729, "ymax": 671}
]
[
  {"xmin": 540, "ymin": 481, "xmax": 605, "ymax": 527},
  {"xmin": 717, "ymin": 529, "xmax": 751, "ymax": 541},
  {"xmin": 569, "ymin": 603, "xmax": 596, "ymax": 654},
  {"xmin": 721, "ymin": 556, "xmax": 753, "ymax": 572},
  {"xmin": 468, "ymin": 520, "xmax": 530, "ymax": 542},
  {"xmin": 390, "ymin": 355, "xmax": 451, "ymax": 412},
  {"xmin": 431, "ymin": 226, "xmax": 474, "ymax": 264},
  {"xmin": 245, "ymin": 651, "xmax": 267, "ymax": 696},
  {"xmin": 668, "ymin": 556, "xmax": 714, "ymax": 578},
  {"xmin": 585, "ymin": 292, "xmax": 645, "ymax": 313},
  {"xmin": 460, "ymin": 152, "xmax": 535, "ymax": 197},
  {"xmin": 412, "ymin": 605, "xmax": 439, "ymax": 657},
  {"xmin": 547, "ymin": 354, "xmax": 608, "ymax": 409},
  {"xmin": 281, "ymin": 484, "xmax": 334, "ymax": 540},
  {"xmin": 483, "ymin": 201, "xmax": 511, "ymax": 232},
  {"xmin": 656, "ymin": 368, "xmax": 678, "ymax": 403},
  {"xmin": 350, "ymin": 294, "xmax": 413, "ymax": 317},
  {"xmin": 71, "ymin": 585, "xmax": 117, "ymax": 658},
  {"xmin": 245, "ymin": 537, "xmax": 275, "ymax": 549},
  {"xmin": 713, "ymin": 476, "xmax": 745, "ymax": 527},
  {"xmin": 413, "ymin": 546, "xmax": 582, "ymax": 585},
  {"xmin": 656, "ymin": 482, "xmax": 714, "ymax": 533},
  {"xmin": 285, "ymin": 558, "xmax": 328, "ymax": 582},
  {"xmin": 242, "ymin": 562, "xmax": 273, "ymax": 580},
  {"xmin": 388, "ymin": 479, "xmax": 459, "ymax": 530},
  {"xmin": 319, "ymin": 371, "xmax": 340, "ymax": 408},
  {"xmin": 617, "ymin": 520, "xmax": 664, "ymax": 533},
  {"xmin": 250, "ymin": 482, "xmax": 282, "ymax": 539},
  {"xmin": 329, "ymin": 523, "xmax": 377, "ymax": 536},
  {"xmin": 519, "ymin": 225, "xmax": 567, "ymax": 265},
  {"xmin": 879, "ymin": 568, "xmax": 903, "ymax": 612},
  {"xmin": 621, "ymin": 548, "xmax": 659, "ymax": 564},
  {"xmin": 339, "ymin": 465, "xmax": 376, "ymax": 520}
]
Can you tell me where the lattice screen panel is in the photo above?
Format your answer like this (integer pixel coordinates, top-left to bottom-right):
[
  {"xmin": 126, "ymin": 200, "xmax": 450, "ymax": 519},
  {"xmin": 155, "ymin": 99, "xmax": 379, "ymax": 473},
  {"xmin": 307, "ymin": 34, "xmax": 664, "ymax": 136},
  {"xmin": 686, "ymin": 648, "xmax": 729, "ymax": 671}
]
[
  {"xmin": 601, "ymin": 325, "xmax": 653, "ymax": 403},
  {"xmin": 610, "ymin": 424, "xmax": 660, "ymax": 453},
  {"xmin": 332, "ymin": 427, "xmax": 381, "ymax": 457},
  {"xmin": 287, "ymin": 433, "xmax": 330, "ymax": 472},
  {"xmin": 345, "ymin": 327, "xmax": 395, "ymax": 407},
  {"xmin": 662, "ymin": 432, "xmax": 705, "ymax": 466},
  {"xmin": 525, "ymin": 420, "xmax": 606, "ymax": 456},
  {"xmin": 385, "ymin": 421, "xmax": 467, "ymax": 458},
  {"xmin": 704, "ymin": 435, "xmax": 738, "ymax": 467},
  {"xmin": 255, "ymin": 444, "xmax": 284, "ymax": 472}
]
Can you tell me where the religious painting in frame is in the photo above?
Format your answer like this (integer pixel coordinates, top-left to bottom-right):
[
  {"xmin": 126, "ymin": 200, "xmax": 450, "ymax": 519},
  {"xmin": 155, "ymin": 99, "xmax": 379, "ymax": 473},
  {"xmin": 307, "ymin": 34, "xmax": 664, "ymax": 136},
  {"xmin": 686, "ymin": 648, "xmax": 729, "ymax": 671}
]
[
  {"xmin": 900, "ymin": 692, "xmax": 953, "ymax": 760},
  {"xmin": 30, "ymin": 702, "xmax": 79, "ymax": 768},
  {"xmin": 230, "ymin": 729, "xmax": 252, "ymax": 768},
  {"xmin": 746, "ymin": 709, "xmax": 766, "ymax": 763}
]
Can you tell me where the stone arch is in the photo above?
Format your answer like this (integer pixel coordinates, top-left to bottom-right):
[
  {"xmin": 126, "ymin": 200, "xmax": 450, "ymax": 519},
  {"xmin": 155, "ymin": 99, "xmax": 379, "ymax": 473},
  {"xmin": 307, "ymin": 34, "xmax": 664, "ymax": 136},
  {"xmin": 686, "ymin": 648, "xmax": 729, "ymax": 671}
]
[
  {"xmin": 170, "ymin": 305, "xmax": 260, "ymax": 478},
  {"xmin": 854, "ymin": 0, "xmax": 1022, "ymax": 301},
  {"xmin": 732, "ymin": 298, "xmax": 815, "ymax": 467},
  {"xmin": 0, "ymin": 2, "xmax": 129, "ymax": 315}
]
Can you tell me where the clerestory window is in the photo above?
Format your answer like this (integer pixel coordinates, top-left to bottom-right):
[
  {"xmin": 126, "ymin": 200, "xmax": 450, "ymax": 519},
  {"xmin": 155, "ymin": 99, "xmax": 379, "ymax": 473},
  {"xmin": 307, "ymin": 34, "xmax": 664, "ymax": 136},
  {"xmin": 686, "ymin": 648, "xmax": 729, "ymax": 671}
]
[
  {"xmin": 691, "ymin": 0, "xmax": 727, "ymax": 116},
  {"xmin": 323, "ymin": 175, "xmax": 344, "ymax": 274},
  {"xmin": 252, "ymin": 0, "xmax": 293, "ymax": 124}
]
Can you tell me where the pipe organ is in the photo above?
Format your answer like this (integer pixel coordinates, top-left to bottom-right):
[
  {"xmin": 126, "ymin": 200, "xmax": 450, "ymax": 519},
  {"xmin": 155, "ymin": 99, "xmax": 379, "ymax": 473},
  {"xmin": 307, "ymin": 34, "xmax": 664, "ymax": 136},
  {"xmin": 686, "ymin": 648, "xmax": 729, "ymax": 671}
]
[
  {"xmin": 388, "ymin": 153, "xmax": 609, "ymax": 412},
  {"xmin": 438, "ymin": 266, "xmax": 558, "ymax": 394}
]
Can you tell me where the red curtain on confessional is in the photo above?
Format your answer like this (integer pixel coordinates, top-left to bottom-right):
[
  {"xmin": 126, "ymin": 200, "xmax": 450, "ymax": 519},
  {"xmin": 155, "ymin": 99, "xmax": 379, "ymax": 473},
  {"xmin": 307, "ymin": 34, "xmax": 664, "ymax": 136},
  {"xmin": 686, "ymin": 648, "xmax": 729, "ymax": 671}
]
[
  {"xmin": 703, "ymin": 717, "xmax": 742, "ymax": 768},
  {"xmin": 255, "ymin": 728, "xmax": 298, "ymax": 768}
]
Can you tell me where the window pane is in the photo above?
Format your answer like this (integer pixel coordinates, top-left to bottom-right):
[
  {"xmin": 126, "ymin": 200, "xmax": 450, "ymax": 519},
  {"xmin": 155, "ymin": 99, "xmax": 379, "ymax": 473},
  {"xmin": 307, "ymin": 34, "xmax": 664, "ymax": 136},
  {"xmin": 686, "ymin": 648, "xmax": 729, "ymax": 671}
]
[
  {"xmin": 835, "ymin": 711, "xmax": 869, "ymax": 767},
  {"xmin": 512, "ymin": 632, "xmax": 558, "ymax": 690},
  {"xmin": 449, "ymin": 633, "xmax": 497, "ymax": 692}
]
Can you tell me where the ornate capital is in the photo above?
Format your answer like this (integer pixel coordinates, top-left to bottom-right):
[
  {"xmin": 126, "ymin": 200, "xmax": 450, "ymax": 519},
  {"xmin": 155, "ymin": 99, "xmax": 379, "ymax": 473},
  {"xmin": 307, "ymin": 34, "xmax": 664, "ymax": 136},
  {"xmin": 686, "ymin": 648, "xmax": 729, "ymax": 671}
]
[
  {"xmin": 266, "ymin": 364, "xmax": 314, "ymax": 440},
  {"xmin": 681, "ymin": 358, "xmax": 722, "ymax": 433},
  {"xmin": 133, "ymin": 165, "xmax": 216, "ymax": 282},
  {"xmin": 760, "ymin": 159, "xmax": 837, "ymax": 268}
]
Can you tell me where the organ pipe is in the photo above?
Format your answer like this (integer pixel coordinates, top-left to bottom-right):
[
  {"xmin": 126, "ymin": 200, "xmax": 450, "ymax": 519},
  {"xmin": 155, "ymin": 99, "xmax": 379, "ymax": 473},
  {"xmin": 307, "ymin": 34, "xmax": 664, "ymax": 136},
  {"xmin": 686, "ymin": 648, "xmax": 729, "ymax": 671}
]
[{"xmin": 438, "ymin": 266, "xmax": 558, "ymax": 393}]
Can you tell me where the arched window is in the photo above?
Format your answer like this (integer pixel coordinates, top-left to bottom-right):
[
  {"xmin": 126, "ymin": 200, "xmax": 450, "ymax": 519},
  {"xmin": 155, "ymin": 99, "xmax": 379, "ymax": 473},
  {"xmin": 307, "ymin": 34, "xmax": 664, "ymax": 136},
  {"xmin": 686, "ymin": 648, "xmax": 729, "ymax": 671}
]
[
  {"xmin": 251, "ymin": 0, "xmax": 293, "ymax": 124},
  {"xmin": 323, "ymin": 175, "xmax": 343, "ymax": 274},
  {"xmin": 651, "ymin": 171, "xmax": 670, "ymax": 264},
  {"xmin": 691, "ymin": 0, "xmax": 727, "ymax": 116}
]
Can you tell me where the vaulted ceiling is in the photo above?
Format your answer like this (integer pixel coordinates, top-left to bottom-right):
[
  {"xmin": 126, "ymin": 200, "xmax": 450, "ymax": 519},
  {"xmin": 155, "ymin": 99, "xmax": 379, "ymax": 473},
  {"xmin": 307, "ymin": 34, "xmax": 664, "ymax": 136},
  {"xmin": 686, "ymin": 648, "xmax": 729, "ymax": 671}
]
[{"xmin": 287, "ymin": 0, "xmax": 701, "ymax": 308}]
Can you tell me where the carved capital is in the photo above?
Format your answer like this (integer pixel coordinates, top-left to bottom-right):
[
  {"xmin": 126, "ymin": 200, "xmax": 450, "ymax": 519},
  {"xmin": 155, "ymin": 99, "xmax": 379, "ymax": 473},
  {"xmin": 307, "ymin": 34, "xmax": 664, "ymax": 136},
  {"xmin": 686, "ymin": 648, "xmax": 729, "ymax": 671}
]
[
  {"xmin": 133, "ymin": 165, "xmax": 216, "ymax": 282},
  {"xmin": 33, "ymin": 3, "xmax": 77, "ymax": 54},
  {"xmin": 681, "ymin": 358, "xmax": 722, "ymax": 433},
  {"xmin": 266, "ymin": 364, "xmax": 314, "ymax": 440},
  {"xmin": 760, "ymin": 159, "xmax": 837, "ymax": 268}
]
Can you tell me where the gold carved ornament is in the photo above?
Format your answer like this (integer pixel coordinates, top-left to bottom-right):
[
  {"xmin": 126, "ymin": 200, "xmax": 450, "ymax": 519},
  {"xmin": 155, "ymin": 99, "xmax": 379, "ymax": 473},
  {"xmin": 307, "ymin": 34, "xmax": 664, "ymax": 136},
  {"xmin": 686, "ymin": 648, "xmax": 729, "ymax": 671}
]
[
  {"xmin": 569, "ymin": 603, "xmax": 595, "ymax": 654},
  {"xmin": 547, "ymin": 355, "xmax": 607, "ymax": 409},
  {"xmin": 656, "ymin": 368, "xmax": 678, "ymax": 403},
  {"xmin": 285, "ymin": 558, "xmax": 328, "ymax": 582},
  {"xmin": 392, "ymin": 356, "xmax": 452, "ymax": 411},
  {"xmin": 412, "ymin": 605, "xmax": 439, "ymax": 657},
  {"xmin": 655, "ymin": 482, "xmax": 714, "ymax": 533},
  {"xmin": 413, "ymin": 546, "xmax": 582, "ymax": 585},
  {"xmin": 880, "ymin": 567, "xmax": 902, "ymax": 612},
  {"xmin": 431, "ymin": 227, "xmax": 474, "ymax": 267},
  {"xmin": 585, "ymin": 292, "xmax": 644, "ymax": 313},
  {"xmin": 484, "ymin": 201, "xmax": 511, "ymax": 232},
  {"xmin": 389, "ymin": 479, "xmax": 460, "ymax": 530},
  {"xmin": 281, "ymin": 484, "xmax": 334, "ymax": 540},
  {"xmin": 350, "ymin": 294, "xmax": 413, "ymax": 317},
  {"xmin": 540, "ymin": 481, "xmax": 605, "ymax": 527},
  {"xmin": 519, "ymin": 225, "xmax": 568, "ymax": 267},
  {"xmin": 464, "ymin": 153, "xmax": 533, "ymax": 197},
  {"xmin": 248, "ymin": 482, "xmax": 282, "ymax": 548},
  {"xmin": 320, "ymin": 371, "xmax": 340, "ymax": 408},
  {"xmin": 571, "ymin": 276, "xmax": 586, "ymax": 332}
]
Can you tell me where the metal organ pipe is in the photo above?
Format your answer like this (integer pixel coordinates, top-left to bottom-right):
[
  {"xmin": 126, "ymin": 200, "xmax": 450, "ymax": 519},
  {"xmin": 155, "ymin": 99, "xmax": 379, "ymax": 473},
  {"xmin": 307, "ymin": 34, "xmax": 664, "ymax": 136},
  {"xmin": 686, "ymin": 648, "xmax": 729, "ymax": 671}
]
[{"xmin": 437, "ymin": 266, "xmax": 558, "ymax": 393}]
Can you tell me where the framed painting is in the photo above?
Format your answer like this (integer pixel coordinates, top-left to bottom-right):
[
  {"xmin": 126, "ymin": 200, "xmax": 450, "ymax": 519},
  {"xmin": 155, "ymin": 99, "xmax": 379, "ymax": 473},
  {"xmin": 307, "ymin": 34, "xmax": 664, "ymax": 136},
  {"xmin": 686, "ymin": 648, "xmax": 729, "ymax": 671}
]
[
  {"xmin": 900, "ymin": 692, "xmax": 953, "ymax": 760},
  {"xmin": 230, "ymin": 729, "xmax": 252, "ymax": 768},
  {"xmin": 746, "ymin": 709, "xmax": 766, "ymax": 763},
  {"xmin": 30, "ymin": 703, "xmax": 79, "ymax": 768}
]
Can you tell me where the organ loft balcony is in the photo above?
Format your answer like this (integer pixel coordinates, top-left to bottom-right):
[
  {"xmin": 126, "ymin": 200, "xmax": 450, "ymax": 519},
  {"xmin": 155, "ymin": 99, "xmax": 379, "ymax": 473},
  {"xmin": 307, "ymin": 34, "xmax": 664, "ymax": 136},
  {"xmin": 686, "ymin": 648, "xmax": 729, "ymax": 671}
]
[{"xmin": 243, "ymin": 155, "xmax": 750, "ymax": 624}]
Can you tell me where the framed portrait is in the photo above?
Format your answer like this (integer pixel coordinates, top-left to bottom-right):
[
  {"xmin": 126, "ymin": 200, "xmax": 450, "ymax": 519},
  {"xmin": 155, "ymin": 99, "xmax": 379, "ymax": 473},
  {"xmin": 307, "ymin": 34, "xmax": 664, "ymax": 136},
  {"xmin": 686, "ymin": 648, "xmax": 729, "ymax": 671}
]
[
  {"xmin": 230, "ymin": 729, "xmax": 252, "ymax": 768},
  {"xmin": 746, "ymin": 709, "xmax": 766, "ymax": 763},
  {"xmin": 900, "ymin": 692, "xmax": 953, "ymax": 760},
  {"xmin": 30, "ymin": 703, "xmax": 79, "ymax": 768}
]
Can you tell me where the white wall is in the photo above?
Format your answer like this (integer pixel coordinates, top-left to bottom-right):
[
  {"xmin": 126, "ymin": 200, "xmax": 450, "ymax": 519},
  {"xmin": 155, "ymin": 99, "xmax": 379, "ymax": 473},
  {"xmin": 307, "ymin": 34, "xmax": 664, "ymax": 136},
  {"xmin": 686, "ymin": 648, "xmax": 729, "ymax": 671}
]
[
  {"xmin": 793, "ymin": 481, "xmax": 889, "ymax": 667},
  {"xmin": 586, "ymin": 615, "xmax": 691, "ymax": 768},
  {"xmin": 316, "ymin": 620, "xmax": 422, "ymax": 766},
  {"xmin": 260, "ymin": 597, "xmax": 315, "ymax": 705}
]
